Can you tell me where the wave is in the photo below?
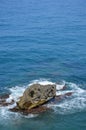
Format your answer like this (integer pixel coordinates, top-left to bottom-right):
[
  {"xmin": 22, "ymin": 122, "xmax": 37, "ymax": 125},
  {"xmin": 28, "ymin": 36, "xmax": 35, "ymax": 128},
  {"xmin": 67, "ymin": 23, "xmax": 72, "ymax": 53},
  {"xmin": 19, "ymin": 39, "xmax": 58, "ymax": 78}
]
[
  {"xmin": 0, "ymin": 79, "xmax": 86, "ymax": 121},
  {"xmin": 48, "ymin": 82, "xmax": 86, "ymax": 114}
]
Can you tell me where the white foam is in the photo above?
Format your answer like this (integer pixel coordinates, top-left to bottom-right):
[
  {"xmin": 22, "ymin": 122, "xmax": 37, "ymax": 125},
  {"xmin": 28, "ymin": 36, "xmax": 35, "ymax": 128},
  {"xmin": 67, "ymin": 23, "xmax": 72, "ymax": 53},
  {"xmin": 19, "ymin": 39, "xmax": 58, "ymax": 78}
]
[
  {"xmin": 56, "ymin": 80, "xmax": 66, "ymax": 91},
  {"xmin": 23, "ymin": 114, "xmax": 38, "ymax": 119},
  {"xmin": 56, "ymin": 90, "xmax": 73, "ymax": 96},
  {"xmin": 0, "ymin": 82, "xmax": 40, "ymax": 121},
  {"xmin": 0, "ymin": 106, "xmax": 19, "ymax": 121},
  {"xmin": 29, "ymin": 79, "xmax": 55, "ymax": 86},
  {"xmin": 56, "ymin": 84, "xmax": 65, "ymax": 91},
  {"xmin": 0, "ymin": 79, "xmax": 86, "ymax": 120},
  {"xmin": 24, "ymin": 81, "xmax": 86, "ymax": 115},
  {"xmin": 7, "ymin": 86, "xmax": 26, "ymax": 102},
  {"xmin": 49, "ymin": 82, "xmax": 86, "ymax": 114}
]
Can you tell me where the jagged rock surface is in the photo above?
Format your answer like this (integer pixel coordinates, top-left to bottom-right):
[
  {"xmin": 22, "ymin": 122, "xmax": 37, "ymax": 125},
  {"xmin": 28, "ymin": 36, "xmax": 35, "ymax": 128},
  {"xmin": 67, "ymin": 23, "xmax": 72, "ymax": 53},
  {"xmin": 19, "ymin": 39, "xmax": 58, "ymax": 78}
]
[{"xmin": 17, "ymin": 83, "xmax": 56, "ymax": 109}]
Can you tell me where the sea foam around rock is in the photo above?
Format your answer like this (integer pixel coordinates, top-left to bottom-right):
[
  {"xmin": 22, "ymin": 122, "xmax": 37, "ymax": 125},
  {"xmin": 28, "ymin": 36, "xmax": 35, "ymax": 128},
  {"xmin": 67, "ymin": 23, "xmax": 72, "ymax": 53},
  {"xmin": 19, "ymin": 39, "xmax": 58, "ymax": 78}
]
[{"xmin": 0, "ymin": 79, "xmax": 86, "ymax": 122}]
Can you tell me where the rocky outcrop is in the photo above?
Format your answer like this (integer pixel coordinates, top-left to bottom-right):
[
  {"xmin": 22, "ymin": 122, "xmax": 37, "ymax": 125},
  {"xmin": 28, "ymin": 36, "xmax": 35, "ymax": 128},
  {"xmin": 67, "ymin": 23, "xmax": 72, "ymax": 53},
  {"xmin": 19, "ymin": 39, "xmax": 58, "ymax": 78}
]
[
  {"xmin": 0, "ymin": 94, "xmax": 14, "ymax": 106},
  {"xmin": 17, "ymin": 83, "xmax": 56, "ymax": 109},
  {"xmin": 9, "ymin": 92, "xmax": 73, "ymax": 115},
  {"xmin": 10, "ymin": 106, "xmax": 50, "ymax": 115},
  {"xmin": 0, "ymin": 94, "xmax": 9, "ymax": 99},
  {"xmin": 0, "ymin": 83, "xmax": 73, "ymax": 115}
]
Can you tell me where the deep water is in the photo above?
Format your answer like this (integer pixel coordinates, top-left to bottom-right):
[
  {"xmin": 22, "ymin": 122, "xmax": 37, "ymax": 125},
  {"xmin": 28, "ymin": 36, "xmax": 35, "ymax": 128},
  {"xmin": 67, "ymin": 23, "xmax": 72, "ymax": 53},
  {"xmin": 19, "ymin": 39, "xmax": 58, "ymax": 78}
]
[{"xmin": 0, "ymin": 0, "xmax": 86, "ymax": 130}]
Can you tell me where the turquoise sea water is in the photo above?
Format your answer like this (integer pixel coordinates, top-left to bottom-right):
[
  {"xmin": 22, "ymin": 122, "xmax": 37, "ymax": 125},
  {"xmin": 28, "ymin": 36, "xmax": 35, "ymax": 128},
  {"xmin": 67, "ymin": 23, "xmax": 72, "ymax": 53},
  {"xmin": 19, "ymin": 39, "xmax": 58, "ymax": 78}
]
[{"xmin": 0, "ymin": 0, "xmax": 86, "ymax": 130}]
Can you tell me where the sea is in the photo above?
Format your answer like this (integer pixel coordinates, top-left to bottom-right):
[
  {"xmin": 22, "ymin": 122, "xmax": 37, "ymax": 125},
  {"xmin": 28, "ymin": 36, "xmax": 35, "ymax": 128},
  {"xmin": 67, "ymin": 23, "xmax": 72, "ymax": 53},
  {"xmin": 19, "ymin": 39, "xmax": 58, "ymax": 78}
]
[{"xmin": 0, "ymin": 0, "xmax": 86, "ymax": 130}]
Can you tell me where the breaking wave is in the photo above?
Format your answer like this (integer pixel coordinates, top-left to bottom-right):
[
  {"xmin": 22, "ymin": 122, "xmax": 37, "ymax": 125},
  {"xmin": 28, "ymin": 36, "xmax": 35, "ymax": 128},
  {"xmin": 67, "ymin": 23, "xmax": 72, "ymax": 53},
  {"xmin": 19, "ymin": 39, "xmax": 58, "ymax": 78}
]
[{"xmin": 0, "ymin": 79, "xmax": 86, "ymax": 121}]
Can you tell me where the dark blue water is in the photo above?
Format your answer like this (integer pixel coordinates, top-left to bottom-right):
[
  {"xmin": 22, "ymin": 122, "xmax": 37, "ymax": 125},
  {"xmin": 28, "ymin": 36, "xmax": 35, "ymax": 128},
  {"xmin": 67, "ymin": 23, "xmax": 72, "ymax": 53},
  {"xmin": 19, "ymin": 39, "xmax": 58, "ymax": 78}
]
[{"xmin": 0, "ymin": 0, "xmax": 86, "ymax": 130}]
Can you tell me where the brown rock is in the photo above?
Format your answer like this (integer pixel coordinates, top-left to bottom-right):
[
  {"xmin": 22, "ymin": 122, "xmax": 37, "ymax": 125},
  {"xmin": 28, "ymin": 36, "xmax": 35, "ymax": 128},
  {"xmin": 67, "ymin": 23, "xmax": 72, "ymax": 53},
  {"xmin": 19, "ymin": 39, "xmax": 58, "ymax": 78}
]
[
  {"xmin": 17, "ymin": 83, "xmax": 56, "ymax": 109},
  {"xmin": 54, "ymin": 92, "xmax": 73, "ymax": 103},
  {"xmin": 10, "ymin": 105, "xmax": 50, "ymax": 115},
  {"xmin": 0, "ymin": 94, "xmax": 14, "ymax": 107},
  {"xmin": 64, "ymin": 92, "xmax": 73, "ymax": 96},
  {"xmin": 0, "ymin": 99, "xmax": 15, "ymax": 106},
  {"xmin": 46, "ymin": 92, "xmax": 73, "ymax": 105}
]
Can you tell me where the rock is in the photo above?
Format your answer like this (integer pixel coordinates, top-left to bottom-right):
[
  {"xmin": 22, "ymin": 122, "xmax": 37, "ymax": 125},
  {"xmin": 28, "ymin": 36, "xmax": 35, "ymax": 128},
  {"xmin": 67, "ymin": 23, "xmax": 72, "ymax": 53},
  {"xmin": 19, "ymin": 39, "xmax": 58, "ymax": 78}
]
[
  {"xmin": 17, "ymin": 83, "xmax": 56, "ymax": 109},
  {"xmin": 0, "ymin": 94, "xmax": 15, "ymax": 107},
  {"xmin": 0, "ymin": 84, "xmax": 74, "ymax": 115},
  {"xmin": 64, "ymin": 92, "xmax": 73, "ymax": 96},
  {"xmin": 50, "ymin": 92, "xmax": 73, "ymax": 104},
  {"xmin": 9, "ymin": 91, "xmax": 73, "ymax": 115},
  {"xmin": 0, "ymin": 94, "xmax": 9, "ymax": 99},
  {"xmin": 0, "ymin": 99, "xmax": 14, "ymax": 106},
  {"xmin": 10, "ymin": 106, "xmax": 50, "ymax": 115},
  {"xmin": 61, "ymin": 85, "xmax": 66, "ymax": 90}
]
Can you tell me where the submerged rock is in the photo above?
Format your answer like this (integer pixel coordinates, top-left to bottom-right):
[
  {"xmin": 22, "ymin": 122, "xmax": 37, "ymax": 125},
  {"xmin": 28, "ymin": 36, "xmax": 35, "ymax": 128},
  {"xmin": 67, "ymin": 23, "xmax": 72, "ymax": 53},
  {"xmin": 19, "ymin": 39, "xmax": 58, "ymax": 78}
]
[
  {"xmin": 17, "ymin": 83, "xmax": 56, "ymax": 109},
  {"xmin": 54, "ymin": 92, "xmax": 73, "ymax": 103},
  {"xmin": 10, "ymin": 106, "xmax": 50, "ymax": 115},
  {"xmin": 0, "ymin": 94, "xmax": 14, "ymax": 106},
  {"xmin": 0, "ymin": 94, "xmax": 9, "ymax": 99},
  {"xmin": 0, "ymin": 99, "xmax": 14, "ymax": 106}
]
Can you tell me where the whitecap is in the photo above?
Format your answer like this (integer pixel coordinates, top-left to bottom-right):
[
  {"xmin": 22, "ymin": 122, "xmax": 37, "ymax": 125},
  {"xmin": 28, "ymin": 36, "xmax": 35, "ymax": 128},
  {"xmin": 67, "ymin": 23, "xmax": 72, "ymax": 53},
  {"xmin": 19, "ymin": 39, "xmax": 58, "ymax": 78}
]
[
  {"xmin": 29, "ymin": 79, "xmax": 55, "ymax": 86},
  {"xmin": 56, "ymin": 80, "xmax": 66, "ymax": 91},
  {"xmin": 7, "ymin": 85, "xmax": 26, "ymax": 102}
]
